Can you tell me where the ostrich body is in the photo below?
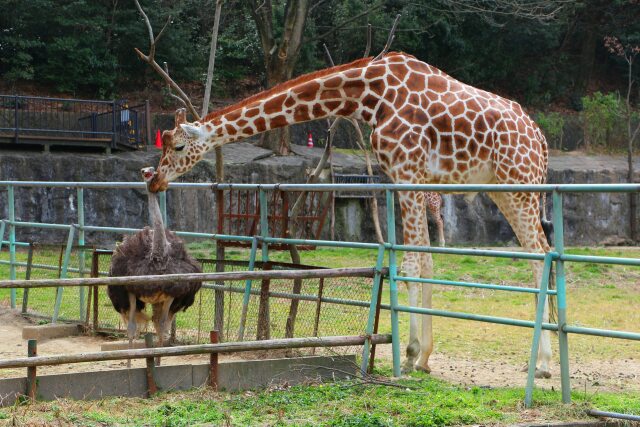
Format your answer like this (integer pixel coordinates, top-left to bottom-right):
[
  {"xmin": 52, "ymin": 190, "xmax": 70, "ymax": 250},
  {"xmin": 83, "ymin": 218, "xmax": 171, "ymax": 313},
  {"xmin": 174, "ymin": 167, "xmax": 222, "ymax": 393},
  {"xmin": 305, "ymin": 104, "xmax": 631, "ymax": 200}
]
[{"xmin": 108, "ymin": 167, "xmax": 202, "ymax": 362}]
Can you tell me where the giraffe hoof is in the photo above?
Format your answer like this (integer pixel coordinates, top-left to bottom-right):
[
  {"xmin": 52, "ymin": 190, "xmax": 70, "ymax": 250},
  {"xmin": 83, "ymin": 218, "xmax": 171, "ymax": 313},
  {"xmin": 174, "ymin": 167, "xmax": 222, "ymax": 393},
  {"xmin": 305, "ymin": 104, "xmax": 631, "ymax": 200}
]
[
  {"xmin": 535, "ymin": 369, "xmax": 552, "ymax": 379},
  {"xmin": 415, "ymin": 364, "xmax": 431, "ymax": 374},
  {"xmin": 401, "ymin": 361, "xmax": 415, "ymax": 375}
]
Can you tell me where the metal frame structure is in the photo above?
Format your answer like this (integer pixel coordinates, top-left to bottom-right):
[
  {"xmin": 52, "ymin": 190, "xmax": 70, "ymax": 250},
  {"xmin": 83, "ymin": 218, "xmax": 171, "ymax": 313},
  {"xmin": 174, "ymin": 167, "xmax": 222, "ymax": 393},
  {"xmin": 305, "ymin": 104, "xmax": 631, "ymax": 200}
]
[
  {"xmin": 0, "ymin": 95, "xmax": 151, "ymax": 151},
  {"xmin": 1, "ymin": 180, "xmax": 639, "ymax": 408}
]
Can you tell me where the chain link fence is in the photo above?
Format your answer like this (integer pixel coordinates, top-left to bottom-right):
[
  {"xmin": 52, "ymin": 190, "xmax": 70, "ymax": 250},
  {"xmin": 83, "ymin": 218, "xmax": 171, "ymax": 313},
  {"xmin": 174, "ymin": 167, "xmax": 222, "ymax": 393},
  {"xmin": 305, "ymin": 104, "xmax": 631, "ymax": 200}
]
[{"xmin": 16, "ymin": 245, "xmax": 381, "ymax": 356}]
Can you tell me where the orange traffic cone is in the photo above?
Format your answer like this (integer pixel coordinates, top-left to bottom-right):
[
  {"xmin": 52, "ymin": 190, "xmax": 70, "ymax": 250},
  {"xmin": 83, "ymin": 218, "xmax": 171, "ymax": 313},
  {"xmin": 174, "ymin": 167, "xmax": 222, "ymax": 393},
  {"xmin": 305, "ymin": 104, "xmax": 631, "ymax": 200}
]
[
  {"xmin": 155, "ymin": 130, "xmax": 162, "ymax": 148},
  {"xmin": 307, "ymin": 132, "xmax": 314, "ymax": 148}
]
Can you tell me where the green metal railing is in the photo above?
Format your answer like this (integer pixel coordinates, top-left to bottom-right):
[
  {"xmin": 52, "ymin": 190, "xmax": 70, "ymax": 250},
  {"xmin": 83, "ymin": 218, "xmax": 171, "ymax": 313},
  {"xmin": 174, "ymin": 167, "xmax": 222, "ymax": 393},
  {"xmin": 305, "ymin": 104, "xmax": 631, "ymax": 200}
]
[{"xmin": 1, "ymin": 180, "xmax": 639, "ymax": 408}]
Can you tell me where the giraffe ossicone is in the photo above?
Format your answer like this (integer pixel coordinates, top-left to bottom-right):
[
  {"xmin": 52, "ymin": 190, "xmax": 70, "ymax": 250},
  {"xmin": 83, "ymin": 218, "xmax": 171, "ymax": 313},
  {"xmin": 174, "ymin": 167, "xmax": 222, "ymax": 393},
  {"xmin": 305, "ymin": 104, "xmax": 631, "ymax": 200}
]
[{"xmin": 149, "ymin": 52, "xmax": 553, "ymax": 378}]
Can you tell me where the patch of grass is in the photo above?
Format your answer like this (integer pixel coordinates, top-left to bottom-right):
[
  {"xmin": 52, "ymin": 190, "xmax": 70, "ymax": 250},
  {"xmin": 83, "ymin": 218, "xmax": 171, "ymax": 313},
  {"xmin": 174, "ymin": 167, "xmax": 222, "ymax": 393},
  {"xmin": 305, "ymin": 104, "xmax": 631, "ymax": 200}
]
[{"xmin": 3, "ymin": 374, "xmax": 638, "ymax": 426}]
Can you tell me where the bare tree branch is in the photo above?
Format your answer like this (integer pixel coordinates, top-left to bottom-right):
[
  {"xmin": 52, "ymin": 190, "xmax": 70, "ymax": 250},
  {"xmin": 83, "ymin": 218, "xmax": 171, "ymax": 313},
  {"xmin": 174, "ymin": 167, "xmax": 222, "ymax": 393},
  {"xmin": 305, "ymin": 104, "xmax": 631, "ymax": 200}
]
[
  {"xmin": 312, "ymin": 3, "xmax": 383, "ymax": 43},
  {"xmin": 364, "ymin": 24, "xmax": 372, "ymax": 58},
  {"xmin": 133, "ymin": 0, "xmax": 201, "ymax": 120},
  {"xmin": 373, "ymin": 14, "xmax": 401, "ymax": 61}
]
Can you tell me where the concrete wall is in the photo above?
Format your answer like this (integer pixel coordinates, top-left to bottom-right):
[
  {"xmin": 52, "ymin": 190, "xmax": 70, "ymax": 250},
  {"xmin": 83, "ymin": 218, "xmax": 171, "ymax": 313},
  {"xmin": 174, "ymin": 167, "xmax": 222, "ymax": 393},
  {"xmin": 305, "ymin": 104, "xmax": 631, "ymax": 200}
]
[
  {"xmin": 0, "ymin": 147, "xmax": 638, "ymax": 247},
  {"xmin": 0, "ymin": 355, "xmax": 356, "ymax": 406}
]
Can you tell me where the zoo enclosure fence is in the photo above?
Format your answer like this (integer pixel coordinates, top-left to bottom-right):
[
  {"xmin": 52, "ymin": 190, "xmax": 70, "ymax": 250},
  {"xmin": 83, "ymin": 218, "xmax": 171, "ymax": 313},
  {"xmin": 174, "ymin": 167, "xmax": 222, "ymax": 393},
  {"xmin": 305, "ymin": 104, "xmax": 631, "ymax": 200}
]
[{"xmin": 1, "ymin": 180, "xmax": 640, "ymax": 408}]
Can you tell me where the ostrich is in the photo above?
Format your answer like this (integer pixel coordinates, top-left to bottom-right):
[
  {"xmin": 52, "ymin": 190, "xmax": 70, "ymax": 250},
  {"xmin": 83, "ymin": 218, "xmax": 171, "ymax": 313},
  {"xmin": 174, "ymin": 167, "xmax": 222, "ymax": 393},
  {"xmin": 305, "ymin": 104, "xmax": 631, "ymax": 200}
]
[{"xmin": 108, "ymin": 167, "xmax": 202, "ymax": 364}]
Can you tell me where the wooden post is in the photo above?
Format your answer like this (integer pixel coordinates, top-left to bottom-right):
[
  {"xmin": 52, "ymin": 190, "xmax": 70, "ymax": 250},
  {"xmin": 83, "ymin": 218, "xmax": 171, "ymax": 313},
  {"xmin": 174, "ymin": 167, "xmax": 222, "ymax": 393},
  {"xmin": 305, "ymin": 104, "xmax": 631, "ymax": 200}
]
[
  {"xmin": 21, "ymin": 244, "xmax": 34, "ymax": 314},
  {"xmin": 144, "ymin": 333, "xmax": 158, "ymax": 396},
  {"xmin": 368, "ymin": 276, "xmax": 385, "ymax": 374},
  {"xmin": 214, "ymin": 189, "xmax": 225, "ymax": 340},
  {"xmin": 256, "ymin": 263, "xmax": 272, "ymax": 341},
  {"xmin": 209, "ymin": 330, "xmax": 219, "ymax": 390},
  {"xmin": 25, "ymin": 339, "xmax": 37, "ymax": 400},
  {"xmin": 91, "ymin": 251, "xmax": 100, "ymax": 331},
  {"xmin": 311, "ymin": 277, "xmax": 325, "ymax": 355}
]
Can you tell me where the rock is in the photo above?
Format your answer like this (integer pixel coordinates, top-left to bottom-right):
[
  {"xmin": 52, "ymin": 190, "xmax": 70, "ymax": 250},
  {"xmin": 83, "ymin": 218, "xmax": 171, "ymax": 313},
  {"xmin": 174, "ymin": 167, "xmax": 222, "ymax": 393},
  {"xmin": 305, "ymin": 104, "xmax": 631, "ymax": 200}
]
[{"xmin": 0, "ymin": 147, "xmax": 637, "ymax": 246}]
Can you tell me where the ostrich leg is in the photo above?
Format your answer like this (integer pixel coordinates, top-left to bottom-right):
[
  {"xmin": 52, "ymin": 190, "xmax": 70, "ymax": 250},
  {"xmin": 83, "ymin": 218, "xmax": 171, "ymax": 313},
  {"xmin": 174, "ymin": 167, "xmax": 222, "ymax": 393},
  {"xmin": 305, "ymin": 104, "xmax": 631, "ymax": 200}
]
[
  {"xmin": 155, "ymin": 297, "xmax": 174, "ymax": 366},
  {"xmin": 127, "ymin": 292, "xmax": 137, "ymax": 368}
]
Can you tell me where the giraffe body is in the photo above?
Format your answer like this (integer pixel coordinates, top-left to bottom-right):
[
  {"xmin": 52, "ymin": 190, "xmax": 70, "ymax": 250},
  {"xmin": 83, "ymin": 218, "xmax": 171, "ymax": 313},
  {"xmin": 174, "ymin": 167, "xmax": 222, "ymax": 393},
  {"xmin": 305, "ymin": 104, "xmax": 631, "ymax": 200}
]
[{"xmin": 150, "ymin": 52, "xmax": 553, "ymax": 378}]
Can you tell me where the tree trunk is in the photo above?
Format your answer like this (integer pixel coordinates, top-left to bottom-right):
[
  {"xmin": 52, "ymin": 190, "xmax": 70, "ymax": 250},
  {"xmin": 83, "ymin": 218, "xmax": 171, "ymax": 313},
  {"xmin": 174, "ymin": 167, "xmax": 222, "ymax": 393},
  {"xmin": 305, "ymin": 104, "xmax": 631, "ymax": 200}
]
[{"xmin": 249, "ymin": 0, "xmax": 310, "ymax": 155}]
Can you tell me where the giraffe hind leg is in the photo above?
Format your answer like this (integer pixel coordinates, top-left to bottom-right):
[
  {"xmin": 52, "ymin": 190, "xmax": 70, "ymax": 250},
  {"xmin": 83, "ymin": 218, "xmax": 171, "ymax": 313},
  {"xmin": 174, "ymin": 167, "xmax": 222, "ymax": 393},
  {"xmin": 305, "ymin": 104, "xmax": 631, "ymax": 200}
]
[{"xmin": 487, "ymin": 192, "xmax": 553, "ymax": 378}]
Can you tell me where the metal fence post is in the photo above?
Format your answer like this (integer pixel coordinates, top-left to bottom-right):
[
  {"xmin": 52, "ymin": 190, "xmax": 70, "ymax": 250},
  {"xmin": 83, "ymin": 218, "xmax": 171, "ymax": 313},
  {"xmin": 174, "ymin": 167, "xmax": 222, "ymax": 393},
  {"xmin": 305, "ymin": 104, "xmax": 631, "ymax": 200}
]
[
  {"xmin": 14, "ymin": 95, "xmax": 19, "ymax": 144},
  {"xmin": 0, "ymin": 220, "xmax": 5, "ymax": 255},
  {"xmin": 52, "ymin": 225, "xmax": 76, "ymax": 323},
  {"xmin": 237, "ymin": 236, "xmax": 259, "ymax": 340},
  {"xmin": 553, "ymin": 191, "xmax": 571, "ymax": 403},
  {"xmin": 360, "ymin": 244, "xmax": 386, "ymax": 375},
  {"xmin": 386, "ymin": 189, "xmax": 402, "ymax": 377},
  {"xmin": 8, "ymin": 185, "xmax": 16, "ymax": 308},
  {"xmin": 77, "ymin": 188, "xmax": 86, "ymax": 321},
  {"xmin": 524, "ymin": 252, "xmax": 553, "ymax": 408},
  {"xmin": 111, "ymin": 101, "xmax": 117, "ymax": 149},
  {"xmin": 159, "ymin": 191, "xmax": 168, "ymax": 226},
  {"xmin": 145, "ymin": 99, "xmax": 152, "ymax": 148}
]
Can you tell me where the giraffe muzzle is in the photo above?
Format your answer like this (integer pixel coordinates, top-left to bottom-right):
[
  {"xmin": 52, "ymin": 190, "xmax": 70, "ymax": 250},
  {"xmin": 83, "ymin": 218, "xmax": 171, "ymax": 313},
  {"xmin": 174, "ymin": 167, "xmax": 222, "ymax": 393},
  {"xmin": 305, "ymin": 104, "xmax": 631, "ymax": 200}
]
[{"xmin": 148, "ymin": 171, "xmax": 169, "ymax": 193}]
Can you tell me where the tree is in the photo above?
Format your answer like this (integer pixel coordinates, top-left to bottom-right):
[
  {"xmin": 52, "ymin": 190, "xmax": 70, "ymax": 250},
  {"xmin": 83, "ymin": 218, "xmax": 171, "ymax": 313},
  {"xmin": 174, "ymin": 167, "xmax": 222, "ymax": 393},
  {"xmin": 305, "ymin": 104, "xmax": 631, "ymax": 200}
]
[
  {"xmin": 605, "ymin": 35, "xmax": 640, "ymax": 242},
  {"xmin": 247, "ymin": 0, "xmax": 312, "ymax": 154}
]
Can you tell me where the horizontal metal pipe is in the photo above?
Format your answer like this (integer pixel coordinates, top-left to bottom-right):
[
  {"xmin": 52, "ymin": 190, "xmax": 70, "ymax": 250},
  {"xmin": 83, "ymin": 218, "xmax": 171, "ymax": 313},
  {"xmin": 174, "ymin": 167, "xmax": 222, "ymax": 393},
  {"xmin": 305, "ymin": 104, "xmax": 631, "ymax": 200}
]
[
  {"xmin": 394, "ymin": 304, "xmax": 559, "ymax": 331},
  {"xmin": 263, "ymin": 236, "xmax": 379, "ymax": 250},
  {"xmin": 394, "ymin": 275, "xmax": 557, "ymax": 295},
  {"xmin": 563, "ymin": 325, "xmax": 640, "ymax": 341},
  {"xmin": 9, "ymin": 221, "xmax": 72, "ymax": 230},
  {"xmin": 5, "ymin": 95, "xmax": 116, "ymax": 104},
  {"xmin": 0, "ymin": 267, "xmax": 376, "ymax": 289},
  {"xmin": 0, "ymin": 241, "xmax": 29, "ymax": 247},
  {"xmin": 587, "ymin": 410, "xmax": 640, "ymax": 422},
  {"xmin": 0, "ymin": 334, "xmax": 393, "ymax": 369},
  {"xmin": 392, "ymin": 244, "xmax": 549, "ymax": 261},
  {"xmin": 0, "ymin": 260, "xmax": 90, "ymax": 274},
  {"xmin": 1, "ymin": 182, "xmax": 639, "ymax": 193},
  {"xmin": 560, "ymin": 253, "xmax": 640, "ymax": 266},
  {"xmin": 211, "ymin": 183, "xmax": 640, "ymax": 193}
]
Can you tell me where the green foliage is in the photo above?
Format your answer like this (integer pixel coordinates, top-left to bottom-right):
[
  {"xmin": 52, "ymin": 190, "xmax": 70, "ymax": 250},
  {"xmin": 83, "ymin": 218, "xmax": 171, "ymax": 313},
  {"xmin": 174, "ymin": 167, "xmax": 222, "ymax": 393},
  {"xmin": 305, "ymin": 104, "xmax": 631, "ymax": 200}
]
[
  {"xmin": 1, "ymin": 0, "xmax": 639, "ymax": 107},
  {"xmin": 581, "ymin": 92, "xmax": 623, "ymax": 150},
  {"xmin": 328, "ymin": 413, "xmax": 393, "ymax": 426},
  {"xmin": 537, "ymin": 112, "xmax": 565, "ymax": 150}
]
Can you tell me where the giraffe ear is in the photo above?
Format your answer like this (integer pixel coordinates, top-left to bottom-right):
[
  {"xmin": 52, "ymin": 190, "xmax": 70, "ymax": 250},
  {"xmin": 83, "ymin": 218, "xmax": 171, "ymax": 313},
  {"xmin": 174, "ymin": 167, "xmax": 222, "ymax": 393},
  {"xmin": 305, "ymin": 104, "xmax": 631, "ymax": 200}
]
[
  {"xmin": 180, "ymin": 123, "xmax": 204, "ymax": 138},
  {"xmin": 174, "ymin": 108, "xmax": 187, "ymax": 126}
]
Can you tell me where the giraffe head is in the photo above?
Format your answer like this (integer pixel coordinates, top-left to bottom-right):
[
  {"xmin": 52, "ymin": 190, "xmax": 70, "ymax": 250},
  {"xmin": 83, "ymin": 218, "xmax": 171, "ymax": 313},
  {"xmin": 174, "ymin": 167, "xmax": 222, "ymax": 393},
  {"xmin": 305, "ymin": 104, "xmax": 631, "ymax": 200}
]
[{"xmin": 148, "ymin": 109, "xmax": 214, "ymax": 192}]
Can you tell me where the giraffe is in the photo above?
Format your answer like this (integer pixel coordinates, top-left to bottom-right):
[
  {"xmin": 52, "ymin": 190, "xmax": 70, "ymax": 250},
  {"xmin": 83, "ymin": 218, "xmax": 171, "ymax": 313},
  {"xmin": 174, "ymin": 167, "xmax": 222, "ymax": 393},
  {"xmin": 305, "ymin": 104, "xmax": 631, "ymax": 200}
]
[
  {"xmin": 425, "ymin": 192, "xmax": 445, "ymax": 247},
  {"xmin": 148, "ymin": 52, "xmax": 553, "ymax": 378}
]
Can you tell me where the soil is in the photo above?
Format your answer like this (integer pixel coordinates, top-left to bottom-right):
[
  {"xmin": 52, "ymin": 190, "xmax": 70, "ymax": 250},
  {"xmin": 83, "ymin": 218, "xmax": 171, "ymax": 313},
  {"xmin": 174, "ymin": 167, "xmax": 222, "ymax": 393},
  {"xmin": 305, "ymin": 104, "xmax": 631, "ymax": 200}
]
[{"xmin": 1, "ymin": 307, "xmax": 638, "ymax": 395}]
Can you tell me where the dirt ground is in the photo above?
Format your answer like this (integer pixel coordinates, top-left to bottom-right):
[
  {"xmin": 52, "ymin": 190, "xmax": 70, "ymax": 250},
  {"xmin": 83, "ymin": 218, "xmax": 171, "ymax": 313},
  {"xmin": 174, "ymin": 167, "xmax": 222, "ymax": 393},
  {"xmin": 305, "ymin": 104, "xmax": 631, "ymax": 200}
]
[{"xmin": 1, "ymin": 307, "xmax": 638, "ymax": 395}]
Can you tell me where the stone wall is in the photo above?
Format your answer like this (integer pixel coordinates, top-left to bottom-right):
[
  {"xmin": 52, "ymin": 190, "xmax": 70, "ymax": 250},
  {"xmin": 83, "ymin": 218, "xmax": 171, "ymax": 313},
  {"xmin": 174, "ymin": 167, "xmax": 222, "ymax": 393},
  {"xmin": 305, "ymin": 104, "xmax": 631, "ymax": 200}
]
[{"xmin": 1, "ymin": 146, "xmax": 638, "ymax": 247}]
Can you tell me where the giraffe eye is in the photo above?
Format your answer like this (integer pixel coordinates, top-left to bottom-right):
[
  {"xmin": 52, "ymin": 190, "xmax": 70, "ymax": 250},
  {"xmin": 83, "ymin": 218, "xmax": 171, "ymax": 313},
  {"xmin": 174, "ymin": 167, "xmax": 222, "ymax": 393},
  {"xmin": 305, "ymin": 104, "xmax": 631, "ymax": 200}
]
[{"xmin": 175, "ymin": 144, "xmax": 186, "ymax": 152}]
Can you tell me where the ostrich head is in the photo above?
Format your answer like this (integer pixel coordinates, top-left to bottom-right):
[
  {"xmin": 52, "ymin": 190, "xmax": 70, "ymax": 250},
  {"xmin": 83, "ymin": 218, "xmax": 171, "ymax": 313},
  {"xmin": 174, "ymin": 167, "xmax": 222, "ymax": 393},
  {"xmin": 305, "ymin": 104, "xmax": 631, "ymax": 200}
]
[{"xmin": 141, "ymin": 167, "xmax": 156, "ymax": 188}]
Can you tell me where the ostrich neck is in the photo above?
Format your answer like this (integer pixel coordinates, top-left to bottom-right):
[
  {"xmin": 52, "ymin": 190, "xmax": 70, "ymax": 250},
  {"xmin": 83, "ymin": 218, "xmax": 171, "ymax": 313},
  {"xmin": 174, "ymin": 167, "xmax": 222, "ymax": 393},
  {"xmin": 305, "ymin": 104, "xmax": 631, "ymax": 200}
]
[{"xmin": 147, "ymin": 190, "xmax": 168, "ymax": 258}]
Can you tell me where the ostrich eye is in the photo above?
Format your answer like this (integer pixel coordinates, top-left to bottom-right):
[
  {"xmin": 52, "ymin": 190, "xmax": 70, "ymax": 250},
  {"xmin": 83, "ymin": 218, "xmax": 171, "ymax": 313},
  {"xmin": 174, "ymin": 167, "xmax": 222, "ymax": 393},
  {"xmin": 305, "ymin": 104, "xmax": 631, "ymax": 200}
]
[{"xmin": 175, "ymin": 144, "xmax": 186, "ymax": 152}]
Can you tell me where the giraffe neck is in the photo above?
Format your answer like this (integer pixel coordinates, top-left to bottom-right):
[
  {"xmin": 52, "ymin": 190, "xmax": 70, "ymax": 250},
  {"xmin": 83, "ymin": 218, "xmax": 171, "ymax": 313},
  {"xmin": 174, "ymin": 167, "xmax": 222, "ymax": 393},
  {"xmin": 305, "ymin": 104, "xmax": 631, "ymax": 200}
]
[
  {"xmin": 199, "ymin": 65, "xmax": 378, "ymax": 147},
  {"xmin": 147, "ymin": 189, "xmax": 168, "ymax": 259}
]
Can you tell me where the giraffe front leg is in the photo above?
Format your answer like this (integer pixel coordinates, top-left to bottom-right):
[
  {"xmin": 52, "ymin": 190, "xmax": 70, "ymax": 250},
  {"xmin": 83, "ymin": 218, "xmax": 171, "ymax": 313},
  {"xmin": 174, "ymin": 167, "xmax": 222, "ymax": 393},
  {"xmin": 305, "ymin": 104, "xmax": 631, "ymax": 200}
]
[{"xmin": 402, "ymin": 269, "xmax": 421, "ymax": 374}]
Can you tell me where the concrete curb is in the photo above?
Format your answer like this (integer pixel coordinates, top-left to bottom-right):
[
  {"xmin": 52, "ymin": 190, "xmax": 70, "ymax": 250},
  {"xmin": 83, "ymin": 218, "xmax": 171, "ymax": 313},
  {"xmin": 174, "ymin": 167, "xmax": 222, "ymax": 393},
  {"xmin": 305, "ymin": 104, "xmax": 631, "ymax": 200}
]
[
  {"xmin": 22, "ymin": 324, "xmax": 81, "ymax": 340},
  {"xmin": 0, "ymin": 355, "xmax": 356, "ymax": 406}
]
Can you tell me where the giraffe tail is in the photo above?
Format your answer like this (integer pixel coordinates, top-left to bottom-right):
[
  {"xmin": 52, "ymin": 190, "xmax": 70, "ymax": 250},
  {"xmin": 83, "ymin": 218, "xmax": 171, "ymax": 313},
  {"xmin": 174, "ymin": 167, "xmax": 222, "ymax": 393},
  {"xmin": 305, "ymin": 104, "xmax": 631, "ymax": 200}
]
[{"xmin": 539, "ymin": 192, "xmax": 558, "ymax": 329}]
